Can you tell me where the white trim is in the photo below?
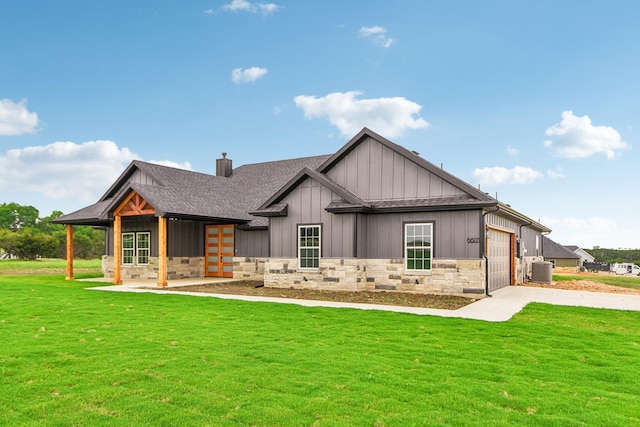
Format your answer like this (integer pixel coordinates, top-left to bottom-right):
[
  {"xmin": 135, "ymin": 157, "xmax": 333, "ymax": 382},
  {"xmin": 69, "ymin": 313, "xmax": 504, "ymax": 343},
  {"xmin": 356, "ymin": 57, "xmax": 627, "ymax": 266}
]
[
  {"xmin": 297, "ymin": 224, "xmax": 321, "ymax": 270},
  {"xmin": 404, "ymin": 223, "xmax": 433, "ymax": 273}
]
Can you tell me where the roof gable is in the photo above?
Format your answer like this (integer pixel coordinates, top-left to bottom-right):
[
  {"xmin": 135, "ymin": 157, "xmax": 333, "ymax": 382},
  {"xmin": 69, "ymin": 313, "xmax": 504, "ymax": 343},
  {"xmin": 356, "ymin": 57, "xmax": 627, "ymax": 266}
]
[
  {"xmin": 318, "ymin": 128, "xmax": 495, "ymax": 204},
  {"xmin": 543, "ymin": 237, "xmax": 580, "ymax": 259},
  {"xmin": 253, "ymin": 168, "xmax": 369, "ymax": 214}
]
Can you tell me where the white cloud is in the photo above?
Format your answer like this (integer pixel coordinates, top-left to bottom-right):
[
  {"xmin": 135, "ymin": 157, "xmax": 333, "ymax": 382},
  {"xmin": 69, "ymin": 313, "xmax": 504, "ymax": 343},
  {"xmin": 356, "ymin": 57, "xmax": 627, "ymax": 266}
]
[
  {"xmin": 471, "ymin": 166, "xmax": 544, "ymax": 186},
  {"xmin": 544, "ymin": 110, "xmax": 629, "ymax": 159},
  {"xmin": 540, "ymin": 215, "xmax": 626, "ymax": 248},
  {"xmin": 221, "ymin": 0, "xmax": 280, "ymax": 15},
  {"xmin": 546, "ymin": 166, "xmax": 565, "ymax": 179},
  {"xmin": 507, "ymin": 145, "xmax": 518, "ymax": 156},
  {"xmin": 359, "ymin": 26, "xmax": 394, "ymax": 48},
  {"xmin": 0, "ymin": 98, "xmax": 39, "ymax": 136},
  {"xmin": 203, "ymin": 9, "xmax": 214, "ymax": 14},
  {"xmin": 148, "ymin": 160, "xmax": 193, "ymax": 170},
  {"xmin": 0, "ymin": 141, "xmax": 191, "ymax": 207},
  {"xmin": 231, "ymin": 67, "xmax": 268, "ymax": 84},
  {"xmin": 293, "ymin": 91, "xmax": 428, "ymax": 138}
]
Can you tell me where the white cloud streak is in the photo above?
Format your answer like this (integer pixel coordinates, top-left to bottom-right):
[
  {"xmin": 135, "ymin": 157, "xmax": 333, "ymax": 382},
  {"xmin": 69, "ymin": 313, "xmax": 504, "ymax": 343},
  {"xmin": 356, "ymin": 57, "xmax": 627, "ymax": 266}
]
[
  {"xmin": 231, "ymin": 67, "xmax": 268, "ymax": 84},
  {"xmin": 0, "ymin": 98, "xmax": 39, "ymax": 136},
  {"xmin": 544, "ymin": 110, "xmax": 629, "ymax": 159},
  {"xmin": 507, "ymin": 145, "xmax": 519, "ymax": 156},
  {"xmin": 0, "ymin": 141, "xmax": 191, "ymax": 207},
  {"xmin": 546, "ymin": 166, "xmax": 565, "ymax": 179},
  {"xmin": 221, "ymin": 0, "xmax": 280, "ymax": 15},
  {"xmin": 471, "ymin": 166, "xmax": 544, "ymax": 186},
  {"xmin": 294, "ymin": 91, "xmax": 428, "ymax": 138},
  {"xmin": 359, "ymin": 26, "xmax": 394, "ymax": 48}
]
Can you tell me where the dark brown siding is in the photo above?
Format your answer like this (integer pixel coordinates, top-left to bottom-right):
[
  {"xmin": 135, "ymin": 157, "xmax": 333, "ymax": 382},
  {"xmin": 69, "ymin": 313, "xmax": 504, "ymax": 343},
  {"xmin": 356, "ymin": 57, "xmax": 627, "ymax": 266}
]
[
  {"xmin": 167, "ymin": 220, "xmax": 203, "ymax": 257},
  {"xmin": 106, "ymin": 218, "xmax": 205, "ymax": 257},
  {"xmin": 235, "ymin": 228, "xmax": 269, "ymax": 257}
]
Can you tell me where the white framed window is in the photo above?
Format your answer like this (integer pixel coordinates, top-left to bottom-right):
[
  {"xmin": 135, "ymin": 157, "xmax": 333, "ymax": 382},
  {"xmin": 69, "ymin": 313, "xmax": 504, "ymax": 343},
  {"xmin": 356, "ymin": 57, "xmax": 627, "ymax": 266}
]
[
  {"xmin": 121, "ymin": 232, "xmax": 150, "ymax": 265},
  {"xmin": 298, "ymin": 225, "xmax": 321, "ymax": 269},
  {"xmin": 122, "ymin": 233, "xmax": 135, "ymax": 265},
  {"xmin": 405, "ymin": 223, "xmax": 433, "ymax": 272},
  {"xmin": 137, "ymin": 232, "xmax": 150, "ymax": 265}
]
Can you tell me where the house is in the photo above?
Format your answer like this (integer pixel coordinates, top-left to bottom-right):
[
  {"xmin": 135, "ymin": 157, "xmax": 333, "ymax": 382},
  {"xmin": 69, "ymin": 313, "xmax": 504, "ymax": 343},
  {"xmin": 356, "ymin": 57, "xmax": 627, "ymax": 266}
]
[
  {"xmin": 543, "ymin": 237, "xmax": 580, "ymax": 272},
  {"xmin": 54, "ymin": 128, "xmax": 550, "ymax": 296},
  {"xmin": 563, "ymin": 245, "xmax": 595, "ymax": 265}
]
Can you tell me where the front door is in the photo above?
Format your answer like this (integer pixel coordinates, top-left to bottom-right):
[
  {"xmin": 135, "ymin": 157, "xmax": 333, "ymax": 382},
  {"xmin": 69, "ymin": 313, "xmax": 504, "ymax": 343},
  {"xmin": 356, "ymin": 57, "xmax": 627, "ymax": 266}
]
[{"xmin": 205, "ymin": 225, "xmax": 235, "ymax": 277}]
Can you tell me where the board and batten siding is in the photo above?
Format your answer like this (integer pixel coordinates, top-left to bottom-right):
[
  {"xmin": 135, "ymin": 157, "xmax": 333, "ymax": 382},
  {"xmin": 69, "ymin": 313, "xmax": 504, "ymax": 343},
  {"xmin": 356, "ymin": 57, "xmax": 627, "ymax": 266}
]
[
  {"xmin": 486, "ymin": 212, "xmax": 543, "ymax": 258},
  {"xmin": 359, "ymin": 210, "xmax": 483, "ymax": 259},
  {"xmin": 270, "ymin": 177, "xmax": 356, "ymax": 258},
  {"xmin": 326, "ymin": 136, "xmax": 466, "ymax": 200},
  {"xmin": 129, "ymin": 169, "xmax": 159, "ymax": 186},
  {"xmin": 167, "ymin": 220, "xmax": 203, "ymax": 257},
  {"xmin": 235, "ymin": 228, "xmax": 269, "ymax": 257}
]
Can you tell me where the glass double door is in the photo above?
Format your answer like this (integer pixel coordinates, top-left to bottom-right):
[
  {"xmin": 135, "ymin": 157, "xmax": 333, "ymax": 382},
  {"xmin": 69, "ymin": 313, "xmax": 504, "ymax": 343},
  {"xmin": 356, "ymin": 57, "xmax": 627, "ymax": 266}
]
[{"xmin": 205, "ymin": 225, "xmax": 234, "ymax": 277}]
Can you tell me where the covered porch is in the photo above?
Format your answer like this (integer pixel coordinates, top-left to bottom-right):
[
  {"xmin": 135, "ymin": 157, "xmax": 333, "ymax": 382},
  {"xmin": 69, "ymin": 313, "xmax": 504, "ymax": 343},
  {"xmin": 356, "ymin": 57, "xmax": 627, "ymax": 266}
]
[{"xmin": 60, "ymin": 189, "xmax": 248, "ymax": 288}]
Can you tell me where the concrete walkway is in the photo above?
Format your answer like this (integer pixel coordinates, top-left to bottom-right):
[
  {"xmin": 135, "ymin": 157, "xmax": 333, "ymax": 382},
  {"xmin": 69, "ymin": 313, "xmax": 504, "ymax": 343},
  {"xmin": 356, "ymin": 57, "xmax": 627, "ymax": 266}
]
[{"xmin": 84, "ymin": 279, "xmax": 640, "ymax": 322}]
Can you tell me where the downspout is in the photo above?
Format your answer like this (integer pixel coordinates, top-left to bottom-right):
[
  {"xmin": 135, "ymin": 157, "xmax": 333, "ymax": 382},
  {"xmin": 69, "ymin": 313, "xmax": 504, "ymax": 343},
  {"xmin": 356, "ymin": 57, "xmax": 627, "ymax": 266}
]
[
  {"xmin": 518, "ymin": 221, "xmax": 532, "ymax": 284},
  {"xmin": 482, "ymin": 205, "xmax": 501, "ymax": 297}
]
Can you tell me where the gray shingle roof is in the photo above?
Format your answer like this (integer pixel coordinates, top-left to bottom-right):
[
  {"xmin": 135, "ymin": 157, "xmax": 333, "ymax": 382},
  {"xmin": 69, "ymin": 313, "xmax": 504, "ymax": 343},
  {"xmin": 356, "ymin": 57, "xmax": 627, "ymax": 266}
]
[
  {"xmin": 543, "ymin": 237, "xmax": 580, "ymax": 259},
  {"xmin": 53, "ymin": 155, "xmax": 331, "ymax": 226}
]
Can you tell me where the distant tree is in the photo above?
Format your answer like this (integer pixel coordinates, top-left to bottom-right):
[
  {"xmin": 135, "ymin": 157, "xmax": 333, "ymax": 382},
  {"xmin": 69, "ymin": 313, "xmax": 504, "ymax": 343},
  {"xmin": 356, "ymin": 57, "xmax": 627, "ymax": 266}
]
[
  {"xmin": 12, "ymin": 228, "xmax": 51, "ymax": 260},
  {"xmin": 0, "ymin": 203, "xmax": 105, "ymax": 260},
  {"xmin": 589, "ymin": 248, "xmax": 640, "ymax": 265},
  {"xmin": 0, "ymin": 203, "xmax": 39, "ymax": 230},
  {"xmin": 37, "ymin": 210, "xmax": 65, "ymax": 233},
  {"xmin": 0, "ymin": 228, "xmax": 17, "ymax": 255}
]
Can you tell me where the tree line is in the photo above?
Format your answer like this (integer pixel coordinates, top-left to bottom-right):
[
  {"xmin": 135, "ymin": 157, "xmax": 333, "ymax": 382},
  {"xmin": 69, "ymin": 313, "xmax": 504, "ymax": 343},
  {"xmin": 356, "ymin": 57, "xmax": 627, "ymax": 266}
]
[
  {"xmin": 0, "ymin": 202, "xmax": 105, "ymax": 260},
  {"xmin": 588, "ymin": 248, "xmax": 640, "ymax": 265}
]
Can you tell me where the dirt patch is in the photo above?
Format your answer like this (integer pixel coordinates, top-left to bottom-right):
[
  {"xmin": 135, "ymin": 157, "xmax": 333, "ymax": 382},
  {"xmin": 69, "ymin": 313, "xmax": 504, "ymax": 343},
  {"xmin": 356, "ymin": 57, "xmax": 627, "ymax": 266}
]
[
  {"xmin": 164, "ymin": 281, "xmax": 477, "ymax": 310},
  {"xmin": 160, "ymin": 275, "xmax": 640, "ymax": 309},
  {"xmin": 521, "ymin": 280, "xmax": 640, "ymax": 295}
]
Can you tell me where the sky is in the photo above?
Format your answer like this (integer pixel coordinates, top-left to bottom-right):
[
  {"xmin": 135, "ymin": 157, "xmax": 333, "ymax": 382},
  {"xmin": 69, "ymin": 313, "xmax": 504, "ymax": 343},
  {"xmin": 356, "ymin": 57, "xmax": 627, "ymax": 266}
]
[{"xmin": 1, "ymin": 0, "xmax": 638, "ymax": 249}]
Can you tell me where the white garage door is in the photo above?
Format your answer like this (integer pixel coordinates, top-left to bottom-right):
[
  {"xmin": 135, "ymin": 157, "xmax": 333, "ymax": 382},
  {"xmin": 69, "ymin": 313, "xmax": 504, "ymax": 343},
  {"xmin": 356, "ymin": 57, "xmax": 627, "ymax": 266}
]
[{"xmin": 488, "ymin": 229, "xmax": 512, "ymax": 292}]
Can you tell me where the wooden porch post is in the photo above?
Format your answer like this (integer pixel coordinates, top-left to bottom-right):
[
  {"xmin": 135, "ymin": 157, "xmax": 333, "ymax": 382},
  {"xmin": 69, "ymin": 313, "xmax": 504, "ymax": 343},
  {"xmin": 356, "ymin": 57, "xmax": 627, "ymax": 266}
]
[
  {"xmin": 113, "ymin": 215, "xmax": 122, "ymax": 285},
  {"xmin": 65, "ymin": 225, "xmax": 74, "ymax": 280},
  {"xmin": 157, "ymin": 216, "xmax": 167, "ymax": 287}
]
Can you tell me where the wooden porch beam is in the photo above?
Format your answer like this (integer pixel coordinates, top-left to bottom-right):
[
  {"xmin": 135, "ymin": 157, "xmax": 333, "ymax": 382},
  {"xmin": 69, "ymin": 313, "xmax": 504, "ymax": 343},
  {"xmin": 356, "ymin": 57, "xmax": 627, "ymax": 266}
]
[
  {"xmin": 65, "ymin": 225, "xmax": 74, "ymax": 280},
  {"xmin": 113, "ymin": 215, "xmax": 122, "ymax": 285},
  {"xmin": 157, "ymin": 216, "xmax": 167, "ymax": 287}
]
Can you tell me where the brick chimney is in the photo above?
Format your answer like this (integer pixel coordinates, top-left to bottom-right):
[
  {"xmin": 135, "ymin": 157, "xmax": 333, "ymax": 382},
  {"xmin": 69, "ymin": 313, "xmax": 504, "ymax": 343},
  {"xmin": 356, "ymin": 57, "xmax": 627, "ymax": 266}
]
[{"xmin": 216, "ymin": 152, "xmax": 233, "ymax": 177}]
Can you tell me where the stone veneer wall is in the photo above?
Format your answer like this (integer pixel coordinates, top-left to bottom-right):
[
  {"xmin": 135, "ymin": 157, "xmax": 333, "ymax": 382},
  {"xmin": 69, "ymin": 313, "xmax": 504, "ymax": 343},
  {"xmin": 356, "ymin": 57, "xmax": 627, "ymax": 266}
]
[
  {"xmin": 232, "ymin": 257, "xmax": 267, "ymax": 281},
  {"xmin": 102, "ymin": 256, "xmax": 204, "ymax": 280},
  {"xmin": 264, "ymin": 258, "xmax": 485, "ymax": 295}
]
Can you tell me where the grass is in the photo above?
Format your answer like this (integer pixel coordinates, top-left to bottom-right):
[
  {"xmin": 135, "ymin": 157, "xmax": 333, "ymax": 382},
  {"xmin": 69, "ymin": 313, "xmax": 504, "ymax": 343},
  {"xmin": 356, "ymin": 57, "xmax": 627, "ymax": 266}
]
[
  {"xmin": 1, "ymin": 274, "xmax": 640, "ymax": 425},
  {"xmin": 0, "ymin": 258, "xmax": 102, "ymax": 274},
  {"xmin": 554, "ymin": 273, "xmax": 640, "ymax": 291}
]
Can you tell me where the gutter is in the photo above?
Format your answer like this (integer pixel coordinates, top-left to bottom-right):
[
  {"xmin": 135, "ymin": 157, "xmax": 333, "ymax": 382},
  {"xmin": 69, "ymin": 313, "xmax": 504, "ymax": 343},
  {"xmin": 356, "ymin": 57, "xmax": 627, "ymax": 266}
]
[{"xmin": 482, "ymin": 205, "xmax": 501, "ymax": 297}]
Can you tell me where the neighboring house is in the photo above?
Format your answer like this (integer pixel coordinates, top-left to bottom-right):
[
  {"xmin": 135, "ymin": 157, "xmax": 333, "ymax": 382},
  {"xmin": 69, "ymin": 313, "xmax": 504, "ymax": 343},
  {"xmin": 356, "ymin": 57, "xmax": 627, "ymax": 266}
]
[
  {"xmin": 543, "ymin": 237, "xmax": 580, "ymax": 272},
  {"xmin": 53, "ymin": 128, "xmax": 550, "ymax": 295},
  {"xmin": 563, "ymin": 245, "xmax": 595, "ymax": 265}
]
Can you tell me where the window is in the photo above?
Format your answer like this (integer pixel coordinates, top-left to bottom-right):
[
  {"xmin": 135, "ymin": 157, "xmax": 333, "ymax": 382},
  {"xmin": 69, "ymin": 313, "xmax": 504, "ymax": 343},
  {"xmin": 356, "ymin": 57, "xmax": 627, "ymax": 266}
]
[
  {"xmin": 121, "ymin": 232, "xmax": 150, "ymax": 265},
  {"xmin": 122, "ymin": 233, "xmax": 135, "ymax": 265},
  {"xmin": 405, "ymin": 223, "xmax": 433, "ymax": 272},
  {"xmin": 137, "ymin": 232, "xmax": 150, "ymax": 265},
  {"xmin": 298, "ymin": 225, "xmax": 321, "ymax": 269}
]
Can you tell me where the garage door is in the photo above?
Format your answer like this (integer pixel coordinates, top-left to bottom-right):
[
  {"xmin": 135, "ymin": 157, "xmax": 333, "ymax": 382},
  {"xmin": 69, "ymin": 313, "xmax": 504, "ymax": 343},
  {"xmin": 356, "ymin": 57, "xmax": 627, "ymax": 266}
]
[{"xmin": 488, "ymin": 228, "xmax": 513, "ymax": 292}]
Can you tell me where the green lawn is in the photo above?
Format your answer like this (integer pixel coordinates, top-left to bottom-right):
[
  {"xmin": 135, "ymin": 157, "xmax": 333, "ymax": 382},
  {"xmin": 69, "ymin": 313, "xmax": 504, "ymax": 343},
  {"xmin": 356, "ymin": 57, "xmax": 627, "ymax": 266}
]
[
  {"xmin": 0, "ymin": 258, "xmax": 102, "ymax": 274},
  {"xmin": 1, "ymin": 274, "xmax": 639, "ymax": 426}
]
